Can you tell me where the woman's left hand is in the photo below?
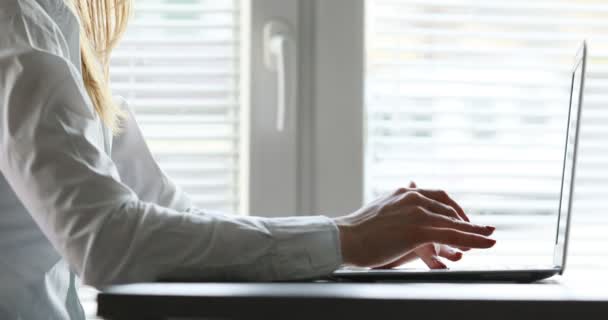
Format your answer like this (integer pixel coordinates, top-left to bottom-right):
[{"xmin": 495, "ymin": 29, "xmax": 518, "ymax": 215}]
[{"xmin": 376, "ymin": 242, "xmax": 465, "ymax": 269}]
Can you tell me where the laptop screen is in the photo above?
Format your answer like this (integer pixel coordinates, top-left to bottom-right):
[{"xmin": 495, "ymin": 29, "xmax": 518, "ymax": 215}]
[{"xmin": 553, "ymin": 43, "xmax": 586, "ymax": 272}]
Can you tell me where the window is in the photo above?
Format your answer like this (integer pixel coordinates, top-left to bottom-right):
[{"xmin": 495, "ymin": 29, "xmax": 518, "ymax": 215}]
[
  {"xmin": 365, "ymin": 0, "xmax": 608, "ymax": 268},
  {"xmin": 110, "ymin": 0, "xmax": 241, "ymax": 214}
]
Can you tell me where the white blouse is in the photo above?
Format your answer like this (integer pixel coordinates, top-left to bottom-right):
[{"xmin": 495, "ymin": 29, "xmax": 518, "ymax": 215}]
[{"xmin": 0, "ymin": 0, "xmax": 342, "ymax": 319}]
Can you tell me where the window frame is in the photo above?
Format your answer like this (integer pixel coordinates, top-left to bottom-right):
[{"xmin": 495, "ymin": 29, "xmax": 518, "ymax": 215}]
[
  {"xmin": 245, "ymin": 0, "xmax": 365, "ymax": 217},
  {"xmin": 245, "ymin": 0, "xmax": 301, "ymax": 216},
  {"xmin": 309, "ymin": 0, "xmax": 365, "ymax": 216}
]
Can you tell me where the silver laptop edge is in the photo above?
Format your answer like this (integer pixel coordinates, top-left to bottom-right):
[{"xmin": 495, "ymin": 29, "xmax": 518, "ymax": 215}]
[{"xmin": 554, "ymin": 41, "xmax": 587, "ymax": 275}]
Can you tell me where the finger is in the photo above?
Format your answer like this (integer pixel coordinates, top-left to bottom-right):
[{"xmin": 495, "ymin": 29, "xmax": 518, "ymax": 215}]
[
  {"xmin": 432, "ymin": 243, "xmax": 441, "ymax": 256},
  {"xmin": 380, "ymin": 244, "xmax": 459, "ymax": 269},
  {"xmin": 409, "ymin": 181, "xmax": 417, "ymax": 188},
  {"xmin": 437, "ymin": 245, "xmax": 463, "ymax": 262},
  {"xmin": 415, "ymin": 189, "xmax": 470, "ymax": 222},
  {"xmin": 422, "ymin": 209, "xmax": 495, "ymax": 236},
  {"xmin": 419, "ymin": 254, "xmax": 447, "ymax": 269},
  {"xmin": 422, "ymin": 227, "xmax": 496, "ymax": 249},
  {"xmin": 414, "ymin": 244, "xmax": 447, "ymax": 269},
  {"xmin": 414, "ymin": 243, "xmax": 438, "ymax": 257},
  {"xmin": 417, "ymin": 244, "xmax": 462, "ymax": 263}
]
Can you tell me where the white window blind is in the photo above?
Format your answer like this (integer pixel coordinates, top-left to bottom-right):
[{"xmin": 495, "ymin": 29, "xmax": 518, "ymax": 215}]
[
  {"xmin": 80, "ymin": 2, "xmax": 241, "ymax": 319},
  {"xmin": 366, "ymin": 0, "xmax": 608, "ymax": 268},
  {"xmin": 109, "ymin": 0, "xmax": 241, "ymax": 214}
]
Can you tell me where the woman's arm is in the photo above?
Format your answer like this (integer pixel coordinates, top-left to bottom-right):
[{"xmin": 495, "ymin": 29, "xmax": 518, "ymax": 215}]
[
  {"xmin": 1, "ymin": 50, "xmax": 496, "ymax": 287},
  {"xmin": 0, "ymin": 50, "xmax": 342, "ymax": 287}
]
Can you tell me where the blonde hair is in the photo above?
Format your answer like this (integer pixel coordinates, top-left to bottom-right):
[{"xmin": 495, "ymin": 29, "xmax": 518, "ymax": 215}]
[{"xmin": 66, "ymin": 0, "xmax": 132, "ymax": 132}]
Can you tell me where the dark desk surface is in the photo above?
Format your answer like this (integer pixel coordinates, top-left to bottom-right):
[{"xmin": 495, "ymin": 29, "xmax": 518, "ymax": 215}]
[{"xmin": 98, "ymin": 273, "xmax": 608, "ymax": 320}]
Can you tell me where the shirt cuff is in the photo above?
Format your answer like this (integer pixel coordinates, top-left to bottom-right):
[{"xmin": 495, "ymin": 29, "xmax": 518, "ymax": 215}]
[{"xmin": 261, "ymin": 216, "xmax": 343, "ymax": 280}]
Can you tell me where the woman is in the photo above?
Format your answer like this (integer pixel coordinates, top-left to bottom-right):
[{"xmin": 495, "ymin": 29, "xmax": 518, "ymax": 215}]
[{"xmin": 0, "ymin": 0, "xmax": 496, "ymax": 319}]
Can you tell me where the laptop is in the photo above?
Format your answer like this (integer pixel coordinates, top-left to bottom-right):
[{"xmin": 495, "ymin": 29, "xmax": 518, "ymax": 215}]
[{"xmin": 330, "ymin": 42, "xmax": 587, "ymax": 283}]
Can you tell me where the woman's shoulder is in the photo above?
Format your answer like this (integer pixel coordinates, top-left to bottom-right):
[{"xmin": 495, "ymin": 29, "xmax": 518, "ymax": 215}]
[
  {"xmin": 0, "ymin": 0, "xmax": 74, "ymax": 64},
  {"xmin": 0, "ymin": 1, "xmax": 80, "ymax": 91},
  {"xmin": 2, "ymin": 0, "xmax": 58, "ymax": 37}
]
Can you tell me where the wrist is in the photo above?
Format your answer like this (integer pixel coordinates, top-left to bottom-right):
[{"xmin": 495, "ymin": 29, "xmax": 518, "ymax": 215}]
[{"xmin": 333, "ymin": 219, "xmax": 356, "ymax": 266}]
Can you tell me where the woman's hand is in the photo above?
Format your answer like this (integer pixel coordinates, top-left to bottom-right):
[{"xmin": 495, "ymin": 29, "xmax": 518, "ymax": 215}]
[
  {"xmin": 333, "ymin": 184, "xmax": 495, "ymax": 268},
  {"xmin": 376, "ymin": 242, "xmax": 467, "ymax": 269},
  {"xmin": 373, "ymin": 182, "xmax": 475, "ymax": 269}
]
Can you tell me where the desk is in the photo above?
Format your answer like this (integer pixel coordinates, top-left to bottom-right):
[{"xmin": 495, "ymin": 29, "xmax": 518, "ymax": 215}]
[{"xmin": 98, "ymin": 274, "xmax": 608, "ymax": 320}]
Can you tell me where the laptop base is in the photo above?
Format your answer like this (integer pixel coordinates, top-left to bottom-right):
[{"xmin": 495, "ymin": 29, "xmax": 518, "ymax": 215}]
[{"xmin": 330, "ymin": 268, "xmax": 560, "ymax": 283}]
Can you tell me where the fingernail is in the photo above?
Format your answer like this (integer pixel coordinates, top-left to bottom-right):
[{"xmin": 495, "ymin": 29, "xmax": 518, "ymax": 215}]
[{"xmin": 486, "ymin": 226, "xmax": 496, "ymax": 232}]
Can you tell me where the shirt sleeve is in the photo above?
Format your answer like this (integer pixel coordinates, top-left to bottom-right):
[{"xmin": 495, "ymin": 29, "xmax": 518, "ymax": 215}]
[
  {"xmin": 110, "ymin": 97, "xmax": 193, "ymax": 212},
  {"xmin": 0, "ymin": 50, "xmax": 342, "ymax": 287}
]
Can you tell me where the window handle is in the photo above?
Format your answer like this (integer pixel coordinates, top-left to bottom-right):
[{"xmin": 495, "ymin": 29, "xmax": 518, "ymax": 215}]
[{"xmin": 264, "ymin": 20, "xmax": 293, "ymax": 132}]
